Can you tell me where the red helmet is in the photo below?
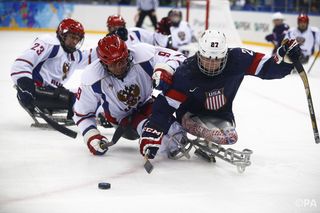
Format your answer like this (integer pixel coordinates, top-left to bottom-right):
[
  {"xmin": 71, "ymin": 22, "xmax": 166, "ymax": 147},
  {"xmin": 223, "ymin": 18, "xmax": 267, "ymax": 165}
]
[
  {"xmin": 57, "ymin": 18, "xmax": 85, "ymax": 38},
  {"xmin": 156, "ymin": 17, "xmax": 172, "ymax": 35},
  {"xmin": 56, "ymin": 18, "xmax": 85, "ymax": 53},
  {"xmin": 97, "ymin": 35, "xmax": 129, "ymax": 65},
  {"xmin": 298, "ymin": 13, "xmax": 309, "ymax": 24},
  {"xmin": 106, "ymin": 15, "xmax": 126, "ymax": 29}
]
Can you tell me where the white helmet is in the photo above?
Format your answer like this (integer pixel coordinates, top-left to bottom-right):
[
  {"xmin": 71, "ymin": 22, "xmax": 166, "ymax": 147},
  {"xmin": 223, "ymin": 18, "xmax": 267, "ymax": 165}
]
[
  {"xmin": 272, "ymin": 12, "xmax": 284, "ymax": 20},
  {"xmin": 197, "ymin": 29, "xmax": 228, "ymax": 76}
]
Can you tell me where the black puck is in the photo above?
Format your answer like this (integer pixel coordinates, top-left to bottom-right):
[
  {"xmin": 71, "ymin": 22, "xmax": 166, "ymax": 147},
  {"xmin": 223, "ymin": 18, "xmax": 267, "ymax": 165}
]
[{"xmin": 98, "ymin": 182, "xmax": 111, "ymax": 190}]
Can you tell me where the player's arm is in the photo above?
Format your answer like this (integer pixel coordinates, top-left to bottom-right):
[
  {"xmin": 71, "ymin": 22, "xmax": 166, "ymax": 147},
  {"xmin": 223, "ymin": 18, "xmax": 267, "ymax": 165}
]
[
  {"xmin": 244, "ymin": 40, "xmax": 299, "ymax": 79},
  {"xmin": 139, "ymin": 73, "xmax": 188, "ymax": 159},
  {"xmin": 152, "ymin": 48, "xmax": 185, "ymax": 91},
  {"xmin": 11, "ymin": 38, "xmax": 54, "ymax": 108},
  {"xmin": 73, "ymin": 84, "xmax": 109, "ymax": 155},
  {"xmin": 11, "ymin": 38, "xmax": 52, "ymax": 84}
]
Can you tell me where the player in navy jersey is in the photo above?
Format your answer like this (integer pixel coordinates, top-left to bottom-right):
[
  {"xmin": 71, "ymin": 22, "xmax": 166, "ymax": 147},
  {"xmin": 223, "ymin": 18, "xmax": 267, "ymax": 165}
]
[
  {"xmin": 265, "ymin": 12, "xmax": 290, "ymax": 54},
  {"xmin": 139, "ymin": 29, "xmax": 301, "ymax": 159}
]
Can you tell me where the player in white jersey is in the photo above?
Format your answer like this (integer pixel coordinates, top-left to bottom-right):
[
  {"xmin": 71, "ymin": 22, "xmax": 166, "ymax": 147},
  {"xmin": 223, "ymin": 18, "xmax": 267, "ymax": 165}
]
[
  {"xmin": 167, "ymin": 9, "xmax": 197, "ymax": 55},
  {"xmin": 106, "ymin": 14, "xmax": 169, "ymax": 48},
  {"xmin": 73, "ymin": 34, "xmax": 186, "ymax": 156},
  {"xmin": 285, "ymin": 13, "xmax": 320, "ymax": 64},
  {"xmin": 10, "ymin": 18, "xmax": 96, "ymax": 120}
]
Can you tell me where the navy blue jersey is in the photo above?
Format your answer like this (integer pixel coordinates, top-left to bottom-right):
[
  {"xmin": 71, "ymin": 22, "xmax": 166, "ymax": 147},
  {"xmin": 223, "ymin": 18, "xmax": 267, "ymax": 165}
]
[
  {"xmin": 149, "ymin": 47, "xmax": 294, "ymax": 133},
  {"xmin": 265, "ymin": 23, "xmax": 290, "ymax": 53}
]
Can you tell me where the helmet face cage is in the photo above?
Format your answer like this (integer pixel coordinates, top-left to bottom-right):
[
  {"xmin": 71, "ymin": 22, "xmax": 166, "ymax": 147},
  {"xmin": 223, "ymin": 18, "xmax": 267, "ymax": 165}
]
[
  {"xmin": 197, "ymin": 30, "xmax": 228, "ymax": 77},
  {"xmin": 168, "ymin": 9, "xmax": 182, "ymax": 27},
  {"xmin": 97, "ymin": 35, "xmax": 131, "ymax": 79},
  {"xmin": 56, "ymin": 18, "xmax": 85, "ymax": 53},
  {"xmin": 298, "ymin": 13, "xmax": 309, "ymax": 24},
  {"xmin": 107, "ymin": 15, "xmax": 126, "ymax": 33},
  {"xmin": 297, "ymin": 13, "xmax": 309, "ymax": 31}
]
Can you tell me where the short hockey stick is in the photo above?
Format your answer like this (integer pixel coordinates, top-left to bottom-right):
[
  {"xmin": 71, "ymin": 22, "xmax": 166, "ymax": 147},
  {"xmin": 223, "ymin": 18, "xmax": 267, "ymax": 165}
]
[
  {"xmin": 100, "ymin": 125, "xmax": 125, "ymax": 149},
  {"xmin": 33, "ymin": 105, "xmax": 78, "ymax": 139},
  {"xmin": 293, "ymin": 60, "xmax": 320, "ymax": 144},
  {"xmin": 307, "ymin": 50, "xmax": 320, "ymax": 73},
  {"xmin": 144, "ymin": 149, "xmax": 154, "ymax": 174}
]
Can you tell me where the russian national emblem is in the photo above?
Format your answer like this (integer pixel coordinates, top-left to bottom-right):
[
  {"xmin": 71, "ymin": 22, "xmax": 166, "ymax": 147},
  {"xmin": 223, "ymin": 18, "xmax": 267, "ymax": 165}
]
[
  {"xmin": 62, "ymin": 62, "xmax": 71, "ymax": 80},
  {"xmin": 117, "ymin": 84, "xmax": 141, "ymax": 111}
]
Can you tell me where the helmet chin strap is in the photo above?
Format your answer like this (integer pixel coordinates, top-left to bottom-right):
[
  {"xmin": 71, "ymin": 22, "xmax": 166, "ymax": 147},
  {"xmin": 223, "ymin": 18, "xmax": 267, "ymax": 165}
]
[{"xmin": 101, "ymin": 58, "xmax": 133, "ymax": 80}]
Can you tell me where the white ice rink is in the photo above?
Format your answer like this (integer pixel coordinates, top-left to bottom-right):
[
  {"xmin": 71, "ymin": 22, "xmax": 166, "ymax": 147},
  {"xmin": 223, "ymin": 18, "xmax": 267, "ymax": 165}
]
[{"xmin": 0, "ymin": 31, "xmax": 320, "ymax": 213}]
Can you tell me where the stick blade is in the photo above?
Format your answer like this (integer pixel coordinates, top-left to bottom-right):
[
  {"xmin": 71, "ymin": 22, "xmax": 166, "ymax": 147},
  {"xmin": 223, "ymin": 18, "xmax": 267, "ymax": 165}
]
[{"xmin": 144, "ymin": 160, "xmax": 154, "ymax": 174}]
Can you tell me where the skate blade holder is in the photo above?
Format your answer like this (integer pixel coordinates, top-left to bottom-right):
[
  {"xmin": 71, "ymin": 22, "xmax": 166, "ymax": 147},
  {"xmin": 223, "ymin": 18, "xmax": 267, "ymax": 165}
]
[
  {"xmin": 191, "ymin": 138, "xmax": 253, "ymax": 173},
  {"xmin": 224, "ymin": 148, "xmax": 253, "ymax": 173},
  {"xmin": 168, "ymin": 131, "xmax": 193, "ymax": 160}
]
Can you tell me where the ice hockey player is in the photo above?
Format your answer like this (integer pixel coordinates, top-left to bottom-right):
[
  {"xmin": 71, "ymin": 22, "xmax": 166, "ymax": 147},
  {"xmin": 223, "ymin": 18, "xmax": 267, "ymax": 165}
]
[
  {"xmin": 10, "ymin": 18, "xmax": 96, "ymax": 122},
  {"xmin": 73, "ymin": 34, "xmax": 186, "ymax": 155},
  {"xmin": 265, "ymin": 12, "xmax": 290, "ymax": 54},
  {"xmin": 166, "ymin": 9, "xmax": 197, "ymax": 55},
  {"xmin": 285, "ymin": 13, "xmax": 320, "ymax": 64},
  {"xmin": 139, "ymin": 29, "xmax": 301, "ymax": 159},
  {"xmin": 106, "ymin": 14, "xmax": 169, "ymax": 48}
]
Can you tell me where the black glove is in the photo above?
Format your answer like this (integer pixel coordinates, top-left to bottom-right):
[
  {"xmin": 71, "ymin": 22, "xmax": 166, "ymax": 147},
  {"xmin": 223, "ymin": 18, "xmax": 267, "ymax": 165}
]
[
  {"xmin": 115, "ymin": 27, "xmax": 128, "ymax": 41},
  {"xmin": 274, "ymin": 39, "xmax": 301, "ymax": 64},
  {"xmin": 107, "ymin": 27, "xmax": 128, "ymax": 41},
  {"xmin": 265, "ymin": 34, "xmax": 274, "ymax": 42},
  {"xmin": 16, "ymin": 77, "xmax": 35, "ymax": 109},
  {"xmin": 139, "ymin": 121, "xmax": 163, "ymax": 159}
]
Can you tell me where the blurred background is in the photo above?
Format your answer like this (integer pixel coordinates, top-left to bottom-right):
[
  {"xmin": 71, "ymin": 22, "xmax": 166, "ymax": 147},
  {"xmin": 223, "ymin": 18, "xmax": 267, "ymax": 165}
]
[
  {"xmin": 3, "ymin": 0, "xmax": 319, "ymax": 14},
  {"xmin": 0, "ymin": 1, "xmax": 319, "ymax": 47}
]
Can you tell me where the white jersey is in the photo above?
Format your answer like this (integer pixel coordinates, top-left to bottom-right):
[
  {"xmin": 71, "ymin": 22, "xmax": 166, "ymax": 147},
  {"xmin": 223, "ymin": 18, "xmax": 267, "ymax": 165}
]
[
  {"xmin": 10, "ymin": 34, "xmax": 96, "ymax": 89},
  {"xmin": 126, "ymin": 27, "xmax": 168, "ymax": 48},
  {"xmin": 73, "ymin": 43, "xmax": 185, "ymax": 134},
  {"xmin": 170, "ymin": 21, "xmax": 195, "ymax": 50},
  {"xmin": 285, "ymin": 26, "xmax": 320, "ymax": 57}
]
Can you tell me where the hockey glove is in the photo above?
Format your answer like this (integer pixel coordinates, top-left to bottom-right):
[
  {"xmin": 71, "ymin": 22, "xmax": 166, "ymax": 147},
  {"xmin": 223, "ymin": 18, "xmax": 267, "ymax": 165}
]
[
  {"xmin": 114, "ymin": 27, "xmax": 128, "ymax": 41},
  {"xmin": 16, "ymin": 77, "xmax": 35, "ymax": 109},
  {"xmin": 139, "ymin": 121, "xmax": 163, "ymax": 159},
  {"xmin": 152, "ymin": 63, "xmax": 174, "ymax": 92},
  {"xmin": 274, "ymin": 39, "xmax": 301, "ymax": 64},
  {"xmin": 265, "ymin": 34, "xmax": 274, "ymax": 42},
  {"xmin": 84, "ymin": 128, "xmax": 109, "ymax": 155}
]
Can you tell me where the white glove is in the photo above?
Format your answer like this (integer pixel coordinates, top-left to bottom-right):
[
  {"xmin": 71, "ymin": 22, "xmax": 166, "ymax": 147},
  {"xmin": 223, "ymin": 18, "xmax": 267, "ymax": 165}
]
[
  {"xmin": 84, "ymin": 128, "xmax": 109, "ymax": 155},
  {"xmin": 152, "ymin": 63, "xmax": 175, "ymax": 91}
]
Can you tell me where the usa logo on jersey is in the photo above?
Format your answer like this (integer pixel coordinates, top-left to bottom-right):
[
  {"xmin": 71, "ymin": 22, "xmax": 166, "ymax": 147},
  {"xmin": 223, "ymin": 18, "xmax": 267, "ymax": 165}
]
[{"xmin": 204, "ymin": 88, "xmax": 226, "ymax": 111}]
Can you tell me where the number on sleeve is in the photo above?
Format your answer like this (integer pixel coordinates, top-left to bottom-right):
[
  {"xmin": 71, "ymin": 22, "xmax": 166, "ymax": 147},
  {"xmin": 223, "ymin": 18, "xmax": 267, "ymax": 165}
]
[
  {"xmin": 241, "ymin": 48, "xmax": 254, "ymax": 56},
  {"xmin": 158, "ymin": 51, "xmax": 171, "ymax": 57},
  {"xmin": 31, "ymin": 43, "xmax": 45, "ymax": 55},
  {"xmin": 76, "ymin": 87, "xmax": 82, "ymax": 100}
]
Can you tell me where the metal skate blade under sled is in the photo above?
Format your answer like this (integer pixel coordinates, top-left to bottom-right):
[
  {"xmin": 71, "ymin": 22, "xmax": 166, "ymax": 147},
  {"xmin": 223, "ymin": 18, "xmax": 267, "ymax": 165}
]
[
  {"xmin": 191, "ymin": 138, "xmax": 253, "ymax": 173},
  {"xmin": 19, "ymin": 102, "xmax": 74, "ymax": 129},
  {"xmin": 31, "ymin": 111, "xmax": 74, "ymax": 128}
]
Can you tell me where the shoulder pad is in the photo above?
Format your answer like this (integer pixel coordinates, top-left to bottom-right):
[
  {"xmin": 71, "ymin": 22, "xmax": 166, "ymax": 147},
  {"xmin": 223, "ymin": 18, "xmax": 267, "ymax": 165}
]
[
  {"xmin": 128, "ymin": 43, "xmax": 155, "ymax": 64},
  {"xmin": 81, "ymin": 60, "xmax": 108, "ymax": 85},
  {"xmin": 36, "ymin": 34, "xmax": 60, "ymax": 45}
]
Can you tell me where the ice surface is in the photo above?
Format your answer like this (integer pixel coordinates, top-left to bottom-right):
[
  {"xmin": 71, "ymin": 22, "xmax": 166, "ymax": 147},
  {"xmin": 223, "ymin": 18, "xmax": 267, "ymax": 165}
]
[{"xmin": 1, "ymin": 31, "xmax": 320, "ymax": 213}]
